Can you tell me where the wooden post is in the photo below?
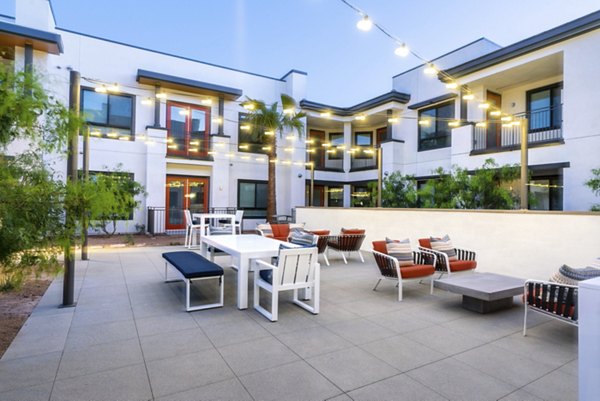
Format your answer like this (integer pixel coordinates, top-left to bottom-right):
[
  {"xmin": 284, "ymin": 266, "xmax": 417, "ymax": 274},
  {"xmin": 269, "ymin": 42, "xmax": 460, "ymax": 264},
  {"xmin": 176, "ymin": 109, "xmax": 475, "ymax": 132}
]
[{"xmin": 520, "ymin": 118, "xmax": 529, "ymax": 210}]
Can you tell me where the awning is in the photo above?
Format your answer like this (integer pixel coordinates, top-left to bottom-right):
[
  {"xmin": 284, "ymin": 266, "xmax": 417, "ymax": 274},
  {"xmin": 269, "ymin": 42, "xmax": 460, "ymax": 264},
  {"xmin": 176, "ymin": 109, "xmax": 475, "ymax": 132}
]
[{"xmin": 136, "ymin": 69, "xmax": 243, "ymax": 100}]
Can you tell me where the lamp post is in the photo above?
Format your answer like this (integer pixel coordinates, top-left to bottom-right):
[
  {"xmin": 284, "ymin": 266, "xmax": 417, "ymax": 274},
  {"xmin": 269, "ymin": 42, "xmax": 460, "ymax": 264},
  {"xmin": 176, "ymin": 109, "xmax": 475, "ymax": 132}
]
[
  {"xmin": 520, "ymin": 118, "xmax": 529, "ymax": 210},
  {"xmin": 309, "ymin": 161, "xmax": 315, "ymax": 207},
  {"xmin": 377, "ymin": 146, "xmax": 382, "ymax": 207}
]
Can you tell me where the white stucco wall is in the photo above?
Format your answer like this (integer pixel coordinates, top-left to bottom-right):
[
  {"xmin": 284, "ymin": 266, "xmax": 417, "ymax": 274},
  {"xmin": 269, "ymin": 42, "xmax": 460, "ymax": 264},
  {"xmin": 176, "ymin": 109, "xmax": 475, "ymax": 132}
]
[{"xmin": 296, "ymin": 207, "xmax": 600, "ymax": 280}]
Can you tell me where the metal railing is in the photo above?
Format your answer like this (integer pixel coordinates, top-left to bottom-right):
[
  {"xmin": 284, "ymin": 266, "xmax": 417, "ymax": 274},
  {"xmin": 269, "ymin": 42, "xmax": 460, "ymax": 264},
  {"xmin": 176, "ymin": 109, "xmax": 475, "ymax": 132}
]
[
  {"xmin": 472, "ymin": 105, "xmax": 562, "ymax": 152},
  {"xmin": 351, "ymin": 155, "xmax": 377, "ymax": 170}
]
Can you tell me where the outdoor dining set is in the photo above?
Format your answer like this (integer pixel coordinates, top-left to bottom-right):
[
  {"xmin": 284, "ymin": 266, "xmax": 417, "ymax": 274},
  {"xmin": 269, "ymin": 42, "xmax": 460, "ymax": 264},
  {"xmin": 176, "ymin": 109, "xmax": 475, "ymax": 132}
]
[{"xmin": 162, "ymin": 209, "xmax": 596, "ymax": 339}]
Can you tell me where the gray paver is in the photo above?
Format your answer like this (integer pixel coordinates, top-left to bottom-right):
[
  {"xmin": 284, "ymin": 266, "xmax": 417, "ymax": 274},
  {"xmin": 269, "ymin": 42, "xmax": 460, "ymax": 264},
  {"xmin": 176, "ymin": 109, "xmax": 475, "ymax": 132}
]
[{"xmin": 348, "ymin": 374, "xmax": 448, "ymax": 401}]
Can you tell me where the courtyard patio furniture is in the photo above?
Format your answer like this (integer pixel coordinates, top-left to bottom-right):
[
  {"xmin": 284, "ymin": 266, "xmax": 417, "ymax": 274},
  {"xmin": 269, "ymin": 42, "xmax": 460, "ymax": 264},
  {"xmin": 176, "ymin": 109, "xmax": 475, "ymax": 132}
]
[
  {"xmin": 306, "ymin": 229, "xmax": 331, "ymax": 266},
  {"xmin": 371, "ymin": 240, "xmax": 436, "ymax": 301},
  {"xmin": 256, "ymin": 222, "xmax": 305, "ymax": 241},
  {"xmin": 326, "ymin": 228, "xmax": 366, "ymax": 264},
  {"xmin": 253, "ymin": 246, "xmax": 320, "ymax": 321},
  {"xmin": 162, "ymin": 251, "xmax": 224, "ymax": 311},
  {"xmin": 184, "ymin": 209, "xmax": 203, "ymax": 248},
  {"xmin": 418, "ymin": 235, "xmax": 477, "ymax": 277},
  {"xmin": 523, "ymin": 279, "xmax": 578, "ymax": 336}
]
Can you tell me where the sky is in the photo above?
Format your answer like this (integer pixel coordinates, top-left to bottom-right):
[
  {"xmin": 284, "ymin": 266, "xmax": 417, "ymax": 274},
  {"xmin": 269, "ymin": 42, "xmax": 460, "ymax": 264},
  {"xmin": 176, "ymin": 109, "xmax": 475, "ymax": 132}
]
[{"xmin": 4, "ymin": 0, "xmax": 600, "ymax": 106}]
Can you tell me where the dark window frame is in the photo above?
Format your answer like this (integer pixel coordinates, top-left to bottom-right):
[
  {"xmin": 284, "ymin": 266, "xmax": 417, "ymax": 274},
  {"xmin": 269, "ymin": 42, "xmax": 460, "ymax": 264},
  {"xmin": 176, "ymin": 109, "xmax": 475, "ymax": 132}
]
[
  {"xmin": 353, "ymin": 131, "xmax": 373, "ymax": 160},
  {"xmin": 526, "ymin": 82, "xmax": 563, "ymax": 133},
  {"xmin": 327, "ymin": 185, "xmax": 344, "ymax": 207},
  {"xmin": 80, "ymin": 170, "xmax": 136, "ymax": 220},
  {"xmin": 81, "ymin": 87, "xmax": 135, "ymax": 140},
  {"xmin": 166, "ymin": 101, "xmax": 211, "ymax": 158},
  {"xmin": 237, "ymin": 179, "xmax": 268, "ymax": 218},
  {"xmin": 328, "ymin": 132, "xmax": 344, "ymax": 160},
  {"xmin": 417, "ymin": 100, "xmax": 454, "ymax": 152}
]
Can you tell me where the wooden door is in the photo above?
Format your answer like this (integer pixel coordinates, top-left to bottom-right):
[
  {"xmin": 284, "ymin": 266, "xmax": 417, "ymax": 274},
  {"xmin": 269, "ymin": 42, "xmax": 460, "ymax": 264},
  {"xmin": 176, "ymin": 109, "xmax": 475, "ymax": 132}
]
[
  {"xmin": 165, "ymin": 176, "xmax": 209, "ymax": 230},
  {"xmin": 486, "ymin": 91, "xmax": 502, "ymax": 149}
]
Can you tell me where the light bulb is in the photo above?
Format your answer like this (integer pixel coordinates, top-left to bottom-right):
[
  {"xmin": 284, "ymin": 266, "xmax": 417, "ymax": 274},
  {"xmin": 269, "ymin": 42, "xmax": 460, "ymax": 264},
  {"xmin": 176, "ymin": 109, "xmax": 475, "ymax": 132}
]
[
  {"xmin": 394, "ymin": 44, "xmax": 409, "ymax": 57},
  {"xmin": 356, "ymin": 16, "xmax": 373, "ymax": 31},
  {"xmin": 446, "ymin": 82, "xmax": 458, "ymax": 89},
  {"xmin": 424, "ymin": 63, "xmax": 437, "ymax": 75},
  {"xmin": 462, "ymin": 94, "xmax": 475, "ymax": 101}
]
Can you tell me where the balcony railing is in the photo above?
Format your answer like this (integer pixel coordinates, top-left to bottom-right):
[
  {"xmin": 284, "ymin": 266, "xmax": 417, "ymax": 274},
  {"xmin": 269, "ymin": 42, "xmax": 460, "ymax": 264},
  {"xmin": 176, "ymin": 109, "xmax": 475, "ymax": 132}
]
[
  {"xmin": 472, "ymin": 105, "xmax": 562, "ymax": 152},
  {"xmin": 350, "ymin": 155, "xmax": 377, "ymax": 170}
]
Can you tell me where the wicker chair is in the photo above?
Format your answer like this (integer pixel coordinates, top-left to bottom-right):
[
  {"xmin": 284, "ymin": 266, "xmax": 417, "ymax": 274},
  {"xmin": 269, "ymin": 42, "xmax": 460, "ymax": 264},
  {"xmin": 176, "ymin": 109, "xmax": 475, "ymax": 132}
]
[
  {"xmin": 326, "ymin": 229, "xmax": 366, "ymax": 264},
  {"xmin": 371, "ymin": 240, "xmax": 436, "ymax": 301},
  {"xmin": 418, "ymin": 237, "xmax": 476, "ymax": 277},
  {"xmin": 523, "ymin": 280, "xmax": 578, "ymax": 336},
  {"xmin": 306, "ymin": 229, "xmax": 331, "ymax": 266}
]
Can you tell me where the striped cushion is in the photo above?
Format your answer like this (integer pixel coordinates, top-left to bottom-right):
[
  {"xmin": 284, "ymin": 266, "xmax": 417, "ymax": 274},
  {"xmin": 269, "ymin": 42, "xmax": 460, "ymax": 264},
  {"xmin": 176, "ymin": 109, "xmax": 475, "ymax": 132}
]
[
  {"xmin": 289, "ymin": 230, "xmax": 317, "ymax": 246},
  {"xmin": 549, "ymin": 271, "xmax": 580, "ymax": 286},
  {"xmin": 386, "ymin": 238, "xmax": 413, "ymax": 267},
  {"xmin": 430, "ymin": 235, "xmax": 457, "ymax": 261}
]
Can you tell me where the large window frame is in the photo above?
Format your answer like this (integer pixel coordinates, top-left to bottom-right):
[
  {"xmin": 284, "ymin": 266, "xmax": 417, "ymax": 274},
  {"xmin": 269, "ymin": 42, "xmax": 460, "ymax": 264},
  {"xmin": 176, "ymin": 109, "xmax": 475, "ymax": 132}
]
[
  {"xmin": 418, "ymin": 101, "xmax": 454, "ymax": 151},
  {"xmin": 327, "ymin": 186, "xmax": 344, "ymax": 207},
  {"xmin": 328, "ymin": 132, "xmax": 344, "ymax": 160},
  {"xmin": 166, "ymin": 101, "xmax": 211, "ymax": 158},
  {"xmin": 353, "ymin": 131, "xmax": 373, "ymax": 159},
  {"xmin": 81, "ymin": 88, "xmax": 134, "ymax": 140},
  {"xmin": 526, "ymin": 83, "xmax": 562, "ymax": 133},
  {"xmin": 81, "ymin": 170, "xmax": 137, "ymax": 220},
  {"xmin": 238, "ymin": 180, "xmax": 268, "ymax": 218},
  {"xmin": 238, "ymin": 112, "xmax": 267, "ymax": 154}
]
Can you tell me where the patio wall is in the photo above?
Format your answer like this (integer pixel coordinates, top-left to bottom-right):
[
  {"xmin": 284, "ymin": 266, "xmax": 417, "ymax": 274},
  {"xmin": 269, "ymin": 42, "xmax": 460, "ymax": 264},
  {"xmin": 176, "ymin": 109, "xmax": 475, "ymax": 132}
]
[{"xmin": 296, "ymin": 207, "xmax": 600, "ymax": 280}]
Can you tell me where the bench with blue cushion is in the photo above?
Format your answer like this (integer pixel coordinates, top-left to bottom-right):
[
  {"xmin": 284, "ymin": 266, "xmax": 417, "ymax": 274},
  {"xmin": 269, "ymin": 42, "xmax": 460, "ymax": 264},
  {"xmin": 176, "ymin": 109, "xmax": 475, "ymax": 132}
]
[{"xmin": 162, "ymin": 251, "xmax": 224, "ymax": 312}]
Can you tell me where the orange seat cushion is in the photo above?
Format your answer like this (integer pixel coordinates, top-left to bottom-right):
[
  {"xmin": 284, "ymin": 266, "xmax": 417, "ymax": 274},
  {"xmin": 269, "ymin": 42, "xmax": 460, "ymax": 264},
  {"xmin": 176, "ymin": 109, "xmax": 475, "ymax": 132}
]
[
  {"xmin": 400, "ymin": 264, "xmax": 435, "ymax": 279},
  {"xmin": 308, "ymin": 229, "xmax": 330, "ymax": 236},
  {"xmin": 418, "ymin": 238, "xmax": 432, "ymax": 249},
  {"xmin": 372, "ymin": 241, "xmax": 387, "ymax": 254},
  {"xmin": 449, "ymin": 260, "xmax": 477, "ymax": 272},
  {"xmin": 341, "ymin": 228, "xmax": 365, "ymax": 235},
  {"xmin": 271, "ymin": 224, "xmax": 290, "ymax": 241}
]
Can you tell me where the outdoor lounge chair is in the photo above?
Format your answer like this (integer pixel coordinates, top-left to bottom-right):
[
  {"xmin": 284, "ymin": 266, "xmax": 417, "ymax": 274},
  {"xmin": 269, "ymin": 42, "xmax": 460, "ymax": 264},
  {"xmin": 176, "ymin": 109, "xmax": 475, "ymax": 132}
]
[
  {"xmin": 371, "ymin": 240, "xmax": 436, "ymax": 301},
  {"xmin": 326, "ymin": 228, "xmax": 366, "ymax": 264},
  {"xmin": 256, "ymin": 223, "xmax": 305, "ymax": 241},
  {"xmin": 523, "ymin": 279, "xmax": 578, "ymax": 336},
  {"xmin": 306, "ymin": 229, "xmax": 331, "ymax": 266},
  {"xmin": 418, "ymin": 236, "xmax": 476, "ymax": 277},
  {"xmin": 253, "ymin": 246, "xmax": 320, "ymax": 321}
]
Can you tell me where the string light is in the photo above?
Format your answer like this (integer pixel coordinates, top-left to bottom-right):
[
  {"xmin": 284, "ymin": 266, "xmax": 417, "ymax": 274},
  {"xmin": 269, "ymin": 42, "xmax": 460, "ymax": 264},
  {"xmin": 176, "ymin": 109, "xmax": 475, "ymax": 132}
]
[
  {"xmin": 423, "ymin": 63, "xmax": 437, "ymax": 75},
  {"xmin": 462, "ymin": 93, "xmax": 475, "ymax": 101},
  {"xmin": 356, "ymin": 15, "xmax": 373, "ymax": 31},
  {"xmin": 394, "ymin": 43, "xmax": 409, "ymax": 57}
]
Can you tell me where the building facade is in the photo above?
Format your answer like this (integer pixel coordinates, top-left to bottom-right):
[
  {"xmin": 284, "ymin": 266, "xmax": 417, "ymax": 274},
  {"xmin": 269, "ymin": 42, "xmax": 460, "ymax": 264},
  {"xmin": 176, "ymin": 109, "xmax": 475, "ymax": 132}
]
[{"xmin": 2, "ymin": 1, "xmax": 599, "ymax": 233}]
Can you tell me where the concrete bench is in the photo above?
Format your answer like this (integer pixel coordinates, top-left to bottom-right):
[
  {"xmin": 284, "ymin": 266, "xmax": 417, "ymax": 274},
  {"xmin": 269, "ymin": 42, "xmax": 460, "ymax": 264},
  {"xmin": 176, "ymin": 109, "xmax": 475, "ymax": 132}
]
[{"xmin": 162, "ymin": 251, "xmax": 224, "ymax": 312}]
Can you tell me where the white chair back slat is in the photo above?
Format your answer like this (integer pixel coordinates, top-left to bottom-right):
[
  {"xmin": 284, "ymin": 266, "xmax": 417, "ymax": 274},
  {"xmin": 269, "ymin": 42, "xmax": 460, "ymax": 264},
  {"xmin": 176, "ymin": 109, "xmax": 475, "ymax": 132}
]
[
  {"xmin": 278, "ymin": 248, "xmax": 317, "ymax": 286},
  {"xmin": 184, "ymin": 209, "xmax": 192, "ymax": 227}
]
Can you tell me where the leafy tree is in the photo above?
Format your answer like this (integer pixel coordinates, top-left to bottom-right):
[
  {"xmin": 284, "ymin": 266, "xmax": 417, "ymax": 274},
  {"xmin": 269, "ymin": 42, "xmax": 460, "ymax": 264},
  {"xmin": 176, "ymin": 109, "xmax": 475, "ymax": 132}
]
[
  {"xmin": 381, "ymin": 171, "xmax": 419, "ymax": 208},
  {"xmin": 585, "ymin": 168, "xmax": 600, "ymax": 211},
  {"xmin": 240, "ymin": 94, "xmax": 305, "ymax": 219}
]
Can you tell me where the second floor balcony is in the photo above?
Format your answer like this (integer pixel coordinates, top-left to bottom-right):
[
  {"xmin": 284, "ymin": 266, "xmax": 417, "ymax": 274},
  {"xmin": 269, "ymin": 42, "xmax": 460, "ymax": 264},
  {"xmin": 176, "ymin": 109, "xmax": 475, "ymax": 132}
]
[{"xmin": 472, "ymin": 105, "xmax": 563, "ymax": 153}]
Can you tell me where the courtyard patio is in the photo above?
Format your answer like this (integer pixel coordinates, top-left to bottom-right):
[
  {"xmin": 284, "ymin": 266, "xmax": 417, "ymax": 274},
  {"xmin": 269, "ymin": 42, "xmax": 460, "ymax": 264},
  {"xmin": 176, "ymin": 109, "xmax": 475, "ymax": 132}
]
[{"xmin": 0, "ymin": 245, "xmax": 578, "ymax": 401}]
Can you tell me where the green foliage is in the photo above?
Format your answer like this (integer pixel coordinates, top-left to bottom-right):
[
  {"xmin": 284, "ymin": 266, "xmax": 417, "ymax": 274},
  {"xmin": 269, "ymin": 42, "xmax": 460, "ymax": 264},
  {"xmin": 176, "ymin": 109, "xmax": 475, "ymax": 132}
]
[
  {"xmin": 381, "ymin": 171, "xmax": 419, "ymax": 208},
  {"xmin": 585, "ymin": 168, "xmax": 600, "ymax": 211},
  {"xmin": 239, "ymin": 94, "xmax": 305, "ymax": 217}
]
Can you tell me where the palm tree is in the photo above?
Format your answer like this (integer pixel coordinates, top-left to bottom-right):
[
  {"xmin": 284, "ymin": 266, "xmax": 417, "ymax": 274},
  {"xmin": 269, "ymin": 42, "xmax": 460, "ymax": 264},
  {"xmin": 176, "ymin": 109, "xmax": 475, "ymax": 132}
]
[{"xmin": 241, "ymin": 94, "xmax": 305, "ymax": 220}]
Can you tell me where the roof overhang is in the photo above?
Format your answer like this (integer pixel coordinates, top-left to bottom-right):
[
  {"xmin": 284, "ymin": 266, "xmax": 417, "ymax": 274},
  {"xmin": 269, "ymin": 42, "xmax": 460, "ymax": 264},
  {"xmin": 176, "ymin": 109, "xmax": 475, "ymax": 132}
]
[
  {"xmin": 136, "ymin": 69, "xmax": 243, "ymax": 100},
  {"xmin": 0, "ymin": 21, "xmax": 63, "ymax": 54},
  {"xmin": 300, "ymin": 90, "xmax": 410, "ymax": 117},
  {"xmin": 439, "ymin": 10, "xmax": 600, "ymax": 81},
  {"xmin": 408, "ymin": 93, "xmax": 457, "ymax": 110}
]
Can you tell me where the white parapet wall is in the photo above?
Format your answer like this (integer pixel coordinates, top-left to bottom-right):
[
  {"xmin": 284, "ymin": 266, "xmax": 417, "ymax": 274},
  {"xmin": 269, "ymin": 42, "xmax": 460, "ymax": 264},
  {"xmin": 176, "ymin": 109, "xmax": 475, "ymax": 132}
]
[{"xmin": 296, "ymin": 207, "xmax": 600, "ymax": 279}]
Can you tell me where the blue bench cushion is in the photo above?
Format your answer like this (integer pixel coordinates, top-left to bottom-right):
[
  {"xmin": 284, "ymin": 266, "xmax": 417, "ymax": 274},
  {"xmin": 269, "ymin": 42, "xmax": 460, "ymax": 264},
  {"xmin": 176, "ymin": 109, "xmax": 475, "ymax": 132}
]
[{"xmin": 162, "ymin": 251, "xmax": 223, "ymax": 279}]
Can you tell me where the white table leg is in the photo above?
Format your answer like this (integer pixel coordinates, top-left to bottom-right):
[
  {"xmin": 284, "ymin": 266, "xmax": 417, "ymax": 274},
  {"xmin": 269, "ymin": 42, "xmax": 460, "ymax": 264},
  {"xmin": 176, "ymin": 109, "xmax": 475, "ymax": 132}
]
[{"xmin": 237, "ymin": 257, "xmax": 249, "ymax": 309}]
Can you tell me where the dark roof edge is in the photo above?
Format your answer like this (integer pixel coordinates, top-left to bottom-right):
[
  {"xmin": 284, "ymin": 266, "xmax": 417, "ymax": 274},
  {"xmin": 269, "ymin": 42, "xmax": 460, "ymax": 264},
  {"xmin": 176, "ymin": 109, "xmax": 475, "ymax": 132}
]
[
  {"xmin": 55, "ymin": 27, "xmax": 287, "ymax": 83},
  {"xmin": 136, "ymin": 69, "xmax": 242, "ymax": 98},
  {"xmin": 300, "ymin": 90, "xmax": 410, "ymax": 116},
  {"xmin": 47, "ymin": 0, "xmax": 58, "ymax": 27},
  {"xmin": 0, "ymin": 13, "xmax": 15, "ymax": 20},
  {"xmin": 442, "ymin": 10, "xmax": 600, "ymax": 79},
  {"xmin": 0, "ymin": 20, "xmax": 63, "ymax": 53},
  {"xmin": 408, "ymin": 93, "xmax": 457, "ymax": 110},
  {"xmin": 392, "ymin": 37, "xmax": 499, "ymax": 79},
  {"xmin": 280, "ymin": 69, "xmax": 308, "ymax": 80}
]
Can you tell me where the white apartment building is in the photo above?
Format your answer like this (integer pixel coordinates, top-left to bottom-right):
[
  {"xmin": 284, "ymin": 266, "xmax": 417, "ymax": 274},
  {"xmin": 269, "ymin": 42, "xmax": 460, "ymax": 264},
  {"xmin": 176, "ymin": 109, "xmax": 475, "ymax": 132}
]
[{"xmin": 2, "ymin": 1, "xmax": 599, "ymax": 234}]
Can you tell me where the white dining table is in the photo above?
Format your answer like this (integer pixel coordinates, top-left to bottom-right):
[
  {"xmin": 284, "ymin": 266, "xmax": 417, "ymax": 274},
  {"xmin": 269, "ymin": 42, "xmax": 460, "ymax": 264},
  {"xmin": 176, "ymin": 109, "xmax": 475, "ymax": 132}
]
[{"xmin": 200, "ymin": 234, "xmax": 297, "ymax": 309}]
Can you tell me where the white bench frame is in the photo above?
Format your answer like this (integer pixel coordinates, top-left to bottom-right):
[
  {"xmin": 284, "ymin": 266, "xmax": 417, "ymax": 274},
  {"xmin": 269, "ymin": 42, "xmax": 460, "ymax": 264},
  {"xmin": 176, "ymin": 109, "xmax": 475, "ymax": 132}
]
[{"xmin": 164, "ymin": 260, "xmax": 224, "ymax": 312}]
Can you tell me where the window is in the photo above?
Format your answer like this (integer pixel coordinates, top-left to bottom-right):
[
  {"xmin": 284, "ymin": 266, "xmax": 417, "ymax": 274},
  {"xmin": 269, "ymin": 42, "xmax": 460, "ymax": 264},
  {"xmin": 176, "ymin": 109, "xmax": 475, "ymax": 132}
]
[
  {"xmin": 328, "ymin": 133, "xmax": 343, "ymax": 160},
  {"xmin": 167, "ymin": 102, "xmax": 210, "ymax": 158},
  {"xmin": 354, "ymin": 131, "xmax": 372, "ymax": 159},
  {"xmin": 418, "ymin": 101, "xmax": 454, "ymax": 151},
  {"xmin": 527, "ymin": 83, "xmax": 562, "ymax": 132},
  {"xmin": 82, "ymin": 171, "xmax": 136, "ymax": 219},
  {"xmin": 529, "ymin": 173, "xmax": 563, "ymax": 211},
  {"xmin": 238, "ymin": 113, "xmax": 267, "ymax": 154},
  {"xmin": 327, "ymin": 186, "xmax": 344, "ymax": 207},
  {"xmin": 351, "ymin": 185, "xmax": 372, "ymax": 207},
  {"xmin": 238, "ymin": 180, "xmax": 267, "ymax": 218},
  {"xmin": 82, "ymin": 89, "xmax": 133, "ymax": 140}
]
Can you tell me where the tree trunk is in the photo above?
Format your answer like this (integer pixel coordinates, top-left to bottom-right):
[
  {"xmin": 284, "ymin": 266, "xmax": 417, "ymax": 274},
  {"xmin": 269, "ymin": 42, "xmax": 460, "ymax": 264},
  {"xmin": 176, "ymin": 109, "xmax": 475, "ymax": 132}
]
[{"xmin": 266, "ymin": 135, "xmax": 277, "ymax": 221}]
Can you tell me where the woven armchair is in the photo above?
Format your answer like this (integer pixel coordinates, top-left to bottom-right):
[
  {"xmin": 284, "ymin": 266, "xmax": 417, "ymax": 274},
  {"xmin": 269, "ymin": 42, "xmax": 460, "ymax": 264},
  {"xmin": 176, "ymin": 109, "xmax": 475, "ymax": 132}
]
[
  {"xmin": 523, "ymin": 280, "xmax": 578, "ymax": 336},
  {"xmin": 418, "ymin": 237, "xmax": 476, "ymax": 277},
  {"xmin": 326, "ymin": 233, "xmax": 366, "ymax": 264}
]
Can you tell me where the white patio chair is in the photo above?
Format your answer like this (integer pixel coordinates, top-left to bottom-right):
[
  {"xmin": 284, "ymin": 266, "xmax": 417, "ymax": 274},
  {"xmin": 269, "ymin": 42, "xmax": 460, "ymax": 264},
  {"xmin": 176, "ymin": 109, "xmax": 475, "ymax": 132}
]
[
  {"xmin": 253, "ymin": 246, "xmax": 320, "ymax": 322},
  {"xmin": 183, "ymin": 210, "xmax": 202, "ymax": 248},
  {"xmin": 223, "ymin": 210, "xmax": 244, "ymax": 234}
]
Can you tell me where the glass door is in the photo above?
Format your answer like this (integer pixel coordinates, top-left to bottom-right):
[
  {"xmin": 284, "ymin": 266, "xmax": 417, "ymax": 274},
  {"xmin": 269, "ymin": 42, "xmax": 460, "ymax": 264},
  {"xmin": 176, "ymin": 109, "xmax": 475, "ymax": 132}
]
[
  {"xmin": 166, "ymin": 102, "xmax": 210, "ymax": 158},
  {"xmin": 166, "ymin": 176, "xmax": 209, "ymax": 230}
]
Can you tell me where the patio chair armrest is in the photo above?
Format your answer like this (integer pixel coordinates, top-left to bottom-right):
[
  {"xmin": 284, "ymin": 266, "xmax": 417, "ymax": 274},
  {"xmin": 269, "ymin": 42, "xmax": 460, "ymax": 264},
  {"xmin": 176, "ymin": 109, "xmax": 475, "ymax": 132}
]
[
  {"xmin": 371, "ymin": 250, "xmax": 400, "ymax": 279},
  {"xmin": 418, "ymin": 246, "xmax": 449, "ymax": 272},
  {"xmin": 414, "ymin": 250, "xmax": 437, "ymax": 267},
  {"xmin": 524, "ymin": 279, "xmax": 578, "ymax": 322},
  {"xmin": 254, "ymin": 259, "xmax": 277, "ymax": 271},
  {"xmin": 456, "ymin": 247, "xmax": 476, "ymax": 260}
]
